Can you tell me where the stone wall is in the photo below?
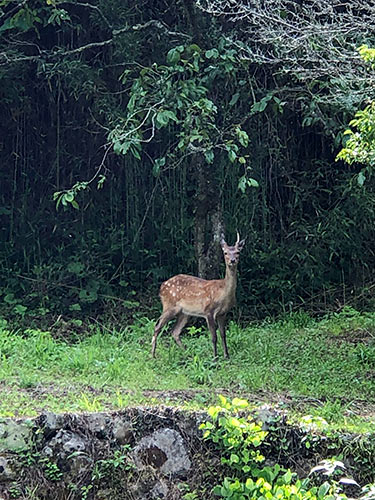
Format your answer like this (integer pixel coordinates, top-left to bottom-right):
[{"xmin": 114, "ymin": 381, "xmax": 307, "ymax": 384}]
[
  {"xmin": 0, "ymin": 406, "xmax": 374, "ymax": 500},
  {"xmin": 0, "ymin": 407, "xmax": 209, "ymax": 499}
]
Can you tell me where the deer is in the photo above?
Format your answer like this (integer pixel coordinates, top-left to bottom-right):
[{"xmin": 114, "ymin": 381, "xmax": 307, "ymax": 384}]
[{"xmin": 151, "ymin": 232, "xmax": 245, "ymax": 359}]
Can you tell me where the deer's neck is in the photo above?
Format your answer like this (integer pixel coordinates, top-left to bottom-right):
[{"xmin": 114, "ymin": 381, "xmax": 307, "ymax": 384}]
[{"xmin": 224, "ymin": 265, "xmax": 237, "ymax": 296}]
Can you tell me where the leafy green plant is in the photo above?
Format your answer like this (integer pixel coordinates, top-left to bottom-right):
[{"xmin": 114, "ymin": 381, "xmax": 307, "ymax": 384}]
[
  {"xmin": 80, "ymin": 484, "xmax": 93, "ymax": 500},
  {"xmin": 336, "ymin": 45, "xmax": 375, "ymax": 177},
  {"xmin": 40, "ymin": 457, "xmax": 64, "ymax": 481},
  {"xmin": 91, "ymin": 446, "xmax": 134, "ymax": 482},
  {"xmin": 200, "ymin": 396, "xmax": 359, "ymax": 500},
  {"xmin": 18, "ymin": 448, "xmax": 63, "ymax": 481}
]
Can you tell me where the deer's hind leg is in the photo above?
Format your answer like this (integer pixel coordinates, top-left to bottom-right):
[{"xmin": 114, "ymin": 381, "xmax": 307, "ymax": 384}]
[
  {"xmin": 151, "ymin": 307, "xmax": 180, "ymax": 358},
  {"xmin": 171, "ymin": 313, "xmax": 189, "ymax": 350}
]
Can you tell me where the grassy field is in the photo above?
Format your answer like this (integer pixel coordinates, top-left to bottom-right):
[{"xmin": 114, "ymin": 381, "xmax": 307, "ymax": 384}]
[{"xmin": 1, "ymin": 306, "xmax": 375, "ymax": 432}]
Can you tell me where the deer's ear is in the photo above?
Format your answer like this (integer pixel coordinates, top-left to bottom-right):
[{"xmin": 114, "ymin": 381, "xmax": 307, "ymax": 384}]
[
  {"xmin": 220, "ymin": 234, "xmax": 227, "ymax": 248},
  {"xmin": 237, "ymin": 238, "xmax": 246, "ymax": 251}
]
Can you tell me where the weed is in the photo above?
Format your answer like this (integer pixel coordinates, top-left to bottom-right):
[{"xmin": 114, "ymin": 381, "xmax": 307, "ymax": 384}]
[
  {"xmin": 189, "ymin": 355, "xmax": 214, "ymax": 385},
  {"xmin": 9, "ymin": 484, "xmax": 22, "ymax": 499},
  {"xmin": 78, "ymin": 393, "xmax": 104, "ymax": 412},
  {"xmin": 18, "ymin": 449, "xmax": 63, "ymax": 482},
  {"xmin": 40, "ymin": 457, "xmax": 63, "ymax": 481},
  {"xmin": 114, "ymin": 389, "xmax": 131, "ymax": 408},
  {"xmin": 80, "ymin": 484, "xmax": 93, "ymax": 500},
  {"xmin": 91, "ymin": 446, "xmax": 133, "ymax": 482}
]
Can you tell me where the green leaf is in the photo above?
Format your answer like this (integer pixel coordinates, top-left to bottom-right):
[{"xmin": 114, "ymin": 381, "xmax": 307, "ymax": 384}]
[
  {"xmin": 229, "ymin": 93, "xmax": 240, "ymax": 107},
  {"xmin": 230, "ymin": 453, "xmax": 239, "ymax": 463},
  {"xmin": 228, "ymin": 149, "xmax": 237, "ymax": 163},
  {"xmin": 251, "ymin": 94, "xmax": 273, "ymax": 114},
  {"xmin": 238, "ymin": 175, "xmax": 247, "ymax": 193},
  {"xmin": 79, "ymin": 289, "xmax": 98, "ymax": 303},
  {"xmin": 236, "ymin": 128, "xmax": 249, "ymax": 147},
  {"xmin": 205, "ymin": 48, "xmax": 219, "ymax": 59},
  {"xmin": 164, "ymin": 110, "xmax": 179, "ymax": 122},
  {"xmin": 153, "ymin": 157, "xmax": 166, "ymax": 177},
  {"xmin": 4, "ymin": 293, "xmax": 17, "ymax": 304},
  {"xmin": 245, "ymin": 478, "xmax": 254, "ymax": 491},
  {"xmin": 14, "ymin": 304, "xmax": 27, "ymax": 315},
  {"xmin": 69, "ymin": 303, "xmax": 82, "ymax": 312},
  {"xmin": 167, "ymin": 45, "xmax": 184, "ymax": 64},
  {"xmin": 204, "ymin": 149, "xmax": 214, "ymax": 164},
  {"xmin": 156, "ymin": 110, "xmax": 178, "ymax": 127},
  {"xmin": 0, "ymin": 17, "xmax": 12, "ymax": 33},
  {"xmin": 187, "ymin": 43, "xmax": 201, "ymax": 53},
  {"xmin": 218, "ymin": 394, "xmax": 228, "ymax": 406},
  {"xmin": 67, "ymin": 261, "xmax": 85, "ymax": 275},
  {"xmin": 283, "ymin": 469, "xmax": 292, "ymax": 484},
  {"xmin": 156, "ymin": 111, "xmax": 168, "ymax": 127},
  {"xmin": 248, "ymin": 178, "xmax": 259, "ymax": 188},
  {"xmin": 318, "ymin": 482, "xmax": 331, "ymax": 499},
  {"xmin": 212, "ymin": 485, "xmax": 222, "ymax": 496},
  {"xmin": 357, "ymin": 171, "xmax": 366, "ymax": 186},
  {"xmin": 130, "ymin": 145, "xmax": 141, "ymax": 160},
  {"xmin": 64, "ymin": 192, "xmax": 74, "ymax": 202},
  {"xmin": 232, "ymin": 397, "xmax": 248, "ymax": 408}
]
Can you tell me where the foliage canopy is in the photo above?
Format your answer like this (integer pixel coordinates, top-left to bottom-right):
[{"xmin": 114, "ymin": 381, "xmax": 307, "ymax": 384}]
[{"xmin": 1, "ymin": 0, "xmax": 375, "ymax": 318}]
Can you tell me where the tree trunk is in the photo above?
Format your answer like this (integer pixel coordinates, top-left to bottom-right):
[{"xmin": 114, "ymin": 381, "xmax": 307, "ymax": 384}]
[{"xmin": 194, "ymin": 156, "xmax": 224, "ymax": 279}]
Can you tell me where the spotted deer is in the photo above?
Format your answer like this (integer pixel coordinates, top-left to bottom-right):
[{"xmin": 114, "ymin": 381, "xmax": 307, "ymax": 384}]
[{"xmin": 151, "ymin": 233, "xmax": 245, "ymax": 359}]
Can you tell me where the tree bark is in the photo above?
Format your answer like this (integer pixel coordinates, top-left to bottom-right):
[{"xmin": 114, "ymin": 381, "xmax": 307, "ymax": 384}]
[{"xmin": 194, "ymin": 156, "xmax": 223, "ymax": 279}]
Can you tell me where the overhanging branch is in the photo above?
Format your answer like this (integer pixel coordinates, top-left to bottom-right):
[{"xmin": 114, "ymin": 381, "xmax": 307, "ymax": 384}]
[{"xmin": 0, "ymin": 19, "xmax": 191, "ymax": 67}]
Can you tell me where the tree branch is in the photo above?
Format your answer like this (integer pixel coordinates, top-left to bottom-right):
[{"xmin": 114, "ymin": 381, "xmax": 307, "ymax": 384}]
[{"xmin": 0, "ymin": 19, "xmax": 191, "ymax": 67}]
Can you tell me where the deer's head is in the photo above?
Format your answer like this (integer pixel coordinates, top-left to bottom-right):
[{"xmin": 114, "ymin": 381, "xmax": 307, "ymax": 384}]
[{"xmin": 220, "ymin": 232, "xmax": 245, "ymax": 269}]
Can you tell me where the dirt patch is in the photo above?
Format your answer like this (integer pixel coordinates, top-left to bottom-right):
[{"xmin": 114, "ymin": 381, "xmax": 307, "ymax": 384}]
[
  {"xmin": 4, "ymin": 384, "xmax": 375, "ymax": 424},
  {"xmin": 330, "ymin": 328, "xmax": 375, "ymax": 345}
]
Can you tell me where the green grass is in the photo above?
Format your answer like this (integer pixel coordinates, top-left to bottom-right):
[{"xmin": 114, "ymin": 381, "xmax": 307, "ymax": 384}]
[{"xmin": 1, "ymin": 307, "xmax": 375, "ymax": 431}]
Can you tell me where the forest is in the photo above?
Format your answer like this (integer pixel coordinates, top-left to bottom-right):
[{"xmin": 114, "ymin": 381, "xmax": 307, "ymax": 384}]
[
  {"xmin": 1, "ymin": 0, "xmax": 375, "ymax": 321},
  {"xmin": 2, "ymin": 2, "xmax": 375, "ymax": 499}
]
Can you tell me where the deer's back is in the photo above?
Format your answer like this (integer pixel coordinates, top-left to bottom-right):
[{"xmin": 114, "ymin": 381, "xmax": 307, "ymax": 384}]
[{"xmin": 159, "ymin": 273, "xmax": 231, "ymax": 317}]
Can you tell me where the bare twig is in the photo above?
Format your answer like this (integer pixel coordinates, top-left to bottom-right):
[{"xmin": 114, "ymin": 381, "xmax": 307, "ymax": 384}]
[
  {"xmin": 196, "ymin": 0, "xmax": 375, "ymax": 92},
  {"xmin": 60, "ymin": 1, "xmax": 113, "ymax": 30}
]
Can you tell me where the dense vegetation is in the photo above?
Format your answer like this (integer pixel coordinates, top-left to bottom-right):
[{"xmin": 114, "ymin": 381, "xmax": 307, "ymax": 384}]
[{"xmin": 1, "ymin": 0, "xmax": 375, "ymax": 321}]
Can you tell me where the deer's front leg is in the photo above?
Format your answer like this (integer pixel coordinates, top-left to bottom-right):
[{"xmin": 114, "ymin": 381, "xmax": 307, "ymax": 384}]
[
  {"xmin": 206, "ymin": 314, "xmax": 218, "ymax": 359},
  {"xmin": 171, "ymin": 313, "xmax": 189, "ymax": 349}
]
